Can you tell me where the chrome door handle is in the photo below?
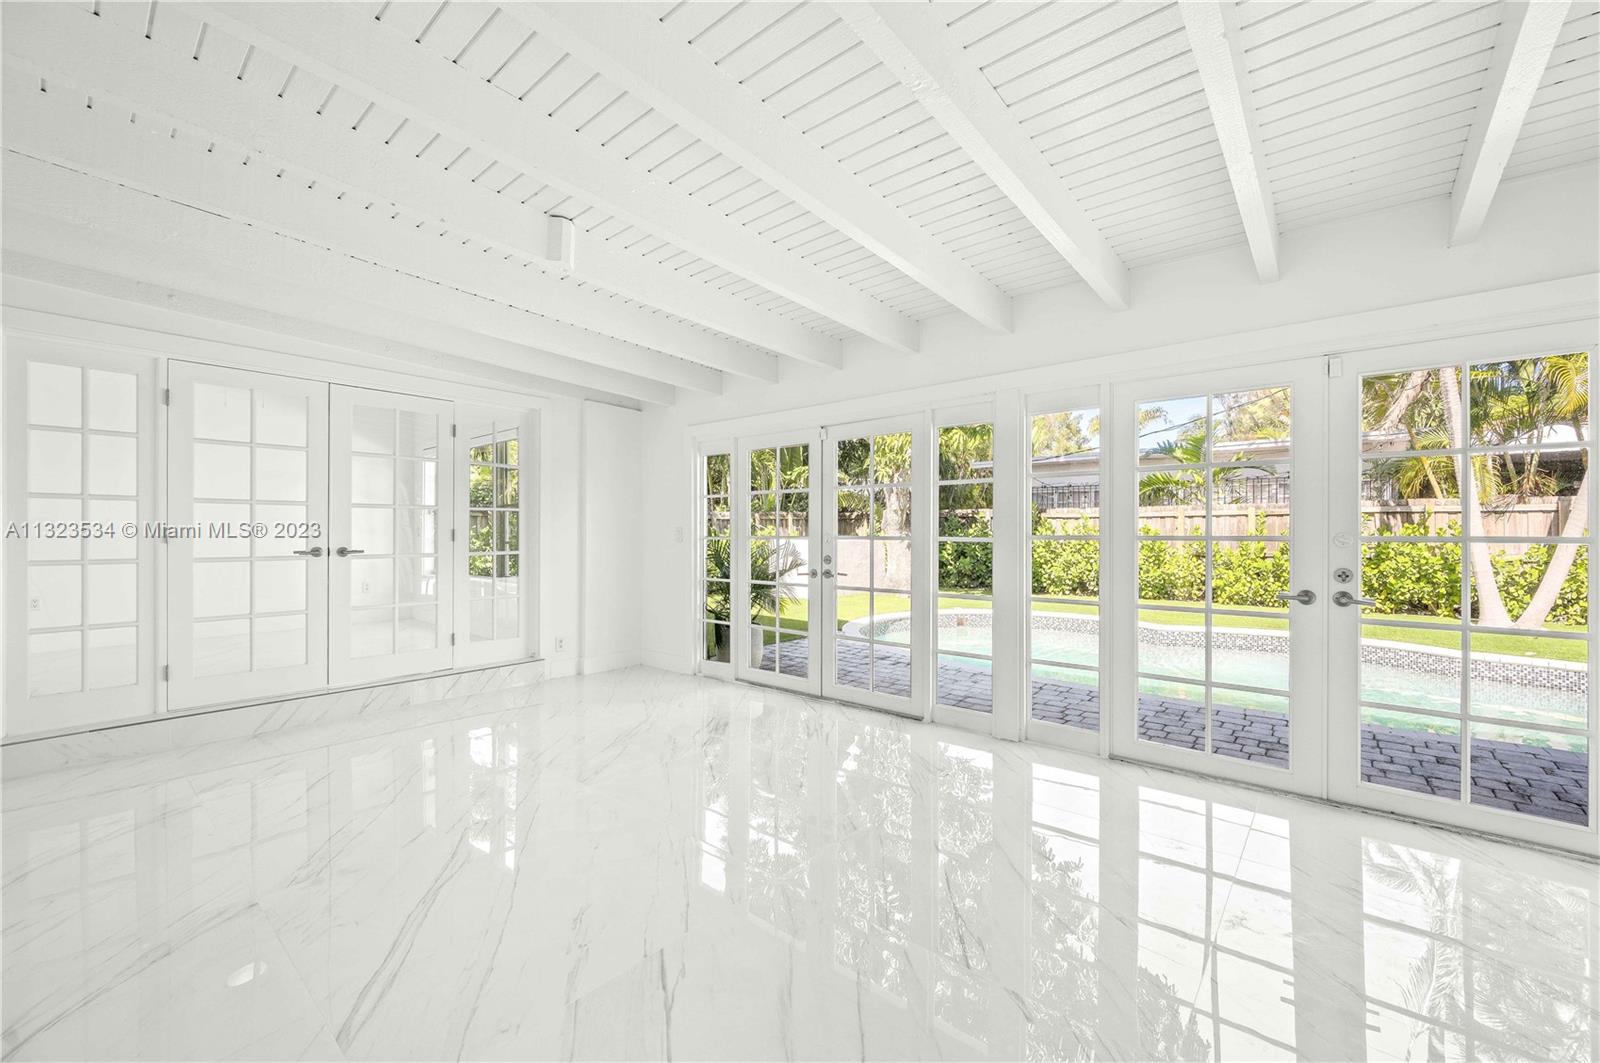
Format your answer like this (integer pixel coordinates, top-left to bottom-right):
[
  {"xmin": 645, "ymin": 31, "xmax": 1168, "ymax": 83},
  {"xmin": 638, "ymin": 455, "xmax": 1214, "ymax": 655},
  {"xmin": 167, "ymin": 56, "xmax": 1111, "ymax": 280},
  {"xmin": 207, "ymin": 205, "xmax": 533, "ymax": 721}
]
[
  {"xmin": 822, "ymin": 569, "xmax": 833, "ymax": 578},
  {"xmin": 292, "ymin": 546, "xmax": 324, "ymax": 557},
  {"xmin": 1276, "ymin": 589, "xmax": 1315, "ymax": 605},
  {"xmin": 1332, "ymin": 590, "xmax": 1376, "ymax": 607},
  {"xmin": 806, "ymin": 569, "xmax": 818, "ymax": 578},
  {"xmin": 336, "ymin": 546, "xmax": 365, "ymax": 557}
]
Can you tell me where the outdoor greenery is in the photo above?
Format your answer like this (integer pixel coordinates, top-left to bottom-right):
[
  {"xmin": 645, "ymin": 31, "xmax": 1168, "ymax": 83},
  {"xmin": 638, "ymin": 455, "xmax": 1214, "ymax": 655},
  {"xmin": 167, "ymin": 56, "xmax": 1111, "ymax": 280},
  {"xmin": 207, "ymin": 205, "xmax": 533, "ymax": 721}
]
[{"xmin": 1362, "ymin": 517, "xmax": 1588, "ymax": 626}]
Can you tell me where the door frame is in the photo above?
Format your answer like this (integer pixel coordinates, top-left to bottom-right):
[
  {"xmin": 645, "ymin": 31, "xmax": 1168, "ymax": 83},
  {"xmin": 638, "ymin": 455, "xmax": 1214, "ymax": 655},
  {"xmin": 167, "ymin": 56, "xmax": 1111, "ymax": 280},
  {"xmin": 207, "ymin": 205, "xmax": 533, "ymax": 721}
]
[
  {"xmin": 734, "ymin": 428, "xmax": 823, "ymax": 696},
  {"xmin": 1109, "ymin": 359, "xmax": 1330, "ymax": 800},
  {"xmin": 819, "ymin": 413, "xmax": 928, "ymax": 719},
  {"xmin": 1327, "ymin": 324, "xmax": 1599, "ymax": 854},
  {"xmin": 327, "ymin": 384, "xmax": 456, "ymax": 686}
]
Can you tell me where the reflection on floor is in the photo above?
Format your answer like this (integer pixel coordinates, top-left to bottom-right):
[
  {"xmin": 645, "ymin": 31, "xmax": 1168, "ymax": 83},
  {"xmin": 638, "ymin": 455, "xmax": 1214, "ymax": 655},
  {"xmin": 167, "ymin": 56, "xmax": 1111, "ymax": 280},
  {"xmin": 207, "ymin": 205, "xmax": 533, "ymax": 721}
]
[{"xmin": 4, "ymin": 667, "xmax": 1595, "ymax": 1061}]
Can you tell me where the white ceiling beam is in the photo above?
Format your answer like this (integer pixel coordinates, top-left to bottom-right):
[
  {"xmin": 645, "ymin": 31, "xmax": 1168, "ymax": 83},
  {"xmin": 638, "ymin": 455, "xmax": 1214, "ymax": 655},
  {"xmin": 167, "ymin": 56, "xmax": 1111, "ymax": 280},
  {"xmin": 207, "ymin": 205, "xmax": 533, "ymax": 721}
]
[
  {"xmin": 835, "ymin": 2, "xmax": 1130, "ymax": 311},
  {"xmin": 3, "ymin": 262, "xmax": 647, "ymax": 410},
  {"xmin": 0, "ymin": 3, "xmax": 798, "ymax": 380},
  {"xmin": 518, "ymin": 2, "xmax": 1012, "ymax": 333},
  {"xmin": 1180, "ymin": 1, "xmax": 1281, "ymax": 283},
  {"xmin": 195, "ymin": 1, "xmax": 919, "ymax": 352},
  {"xmin": 1450, "ymin": 0, "xmax": 1572, "ymax": 245},
  {"xmin": 2, "ymin": 82, "xmax": 721, "ymax": 396},
  {"xmin": 3, "ymin": 186, "xmax": 679, "ymax": 407}
]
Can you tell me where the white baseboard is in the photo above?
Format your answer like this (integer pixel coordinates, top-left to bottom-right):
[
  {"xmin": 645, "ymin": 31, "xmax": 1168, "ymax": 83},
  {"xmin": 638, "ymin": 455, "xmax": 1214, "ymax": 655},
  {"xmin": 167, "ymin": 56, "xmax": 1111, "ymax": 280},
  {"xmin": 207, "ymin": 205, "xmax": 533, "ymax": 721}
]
[
  {"xmin": 641, "ymin": 648, "xmax": 693, "ymax": 674},
  {"xmin": 579, "ymin": 651, "xmax": 642, "ymax": 674}
]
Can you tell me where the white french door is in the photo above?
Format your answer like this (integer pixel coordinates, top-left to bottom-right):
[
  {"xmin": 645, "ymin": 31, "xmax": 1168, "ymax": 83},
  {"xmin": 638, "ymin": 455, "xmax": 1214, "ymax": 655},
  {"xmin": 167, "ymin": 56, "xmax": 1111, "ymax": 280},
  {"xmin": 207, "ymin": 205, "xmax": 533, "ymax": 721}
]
[
  {"xmin": 169, "ymin": 367, "xmax": 457, "ymax": 709},
  {"xmin": 168, "ymin": 362, "xmax": 330, "ymax": 708},
  {"xmin": 735, "ymin": 431, "xmax": 821, "ymax": 694},
  {"xmin": 820, "ymin": 415, "xmax": 927, "ymax": 717},
  {"xmin": 1111, "ymin": 361, "xmax": 1329, "ymax": 798},
  {"xmin": 328, "ymin": 387, "xmax": 455, "ymax": 685},
  {"xmin": 1328, "ymin": 333, "xmax": 1596, "ymax": 853}
]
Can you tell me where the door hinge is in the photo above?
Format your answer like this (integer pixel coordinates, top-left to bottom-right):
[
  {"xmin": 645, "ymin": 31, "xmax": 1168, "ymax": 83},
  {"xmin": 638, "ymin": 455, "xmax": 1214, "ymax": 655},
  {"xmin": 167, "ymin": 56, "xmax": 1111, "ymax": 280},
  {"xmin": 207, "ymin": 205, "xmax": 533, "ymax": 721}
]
[
  {"xmin": 161, "ymin": 387, "xmax": 171, "ymax": 406},
  {"xmin": 451, "ymin": 423, "xmax": 457, "ymax": 438},
  {"xmin": 450, "ymin": 633, "xmax": 456, "ymax": 646},
  {"xmin": 161, "ymin": 664, "xmax": 170, "ymax": 681},
  {"xmin": 450, "ymin": 527, "xmax": 456, "ymax": 542}
]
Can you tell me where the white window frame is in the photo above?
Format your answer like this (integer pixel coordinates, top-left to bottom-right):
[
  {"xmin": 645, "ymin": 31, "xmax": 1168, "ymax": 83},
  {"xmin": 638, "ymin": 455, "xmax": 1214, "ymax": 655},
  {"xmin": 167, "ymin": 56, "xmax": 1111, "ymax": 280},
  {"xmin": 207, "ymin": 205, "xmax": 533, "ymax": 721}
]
[
  {"xmin": 696, "ymin": 439, "xmax": 735, "ymax": 680},
  {"xmin": 4, "ymin": 338, "xmax": 161, "ymax": 737},
  {"xmin": 453, "ymin": 405, "xmax": 537, "ymax": 669}
]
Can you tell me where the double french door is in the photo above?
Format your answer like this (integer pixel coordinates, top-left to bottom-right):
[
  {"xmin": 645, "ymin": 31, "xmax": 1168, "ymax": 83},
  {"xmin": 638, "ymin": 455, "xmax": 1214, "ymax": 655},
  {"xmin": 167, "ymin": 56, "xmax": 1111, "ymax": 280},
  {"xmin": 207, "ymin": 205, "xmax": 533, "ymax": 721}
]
[
  {"xmin": 710, "ymin": 330, "xmax": 1595, "ymax": 852},
  {"xmin": 169, "ymin": 362, "xmax": 453, "ymax": 708},
  {"xmin": 734, "ymin": 417, "xmax": 926, "ymax": 718}
]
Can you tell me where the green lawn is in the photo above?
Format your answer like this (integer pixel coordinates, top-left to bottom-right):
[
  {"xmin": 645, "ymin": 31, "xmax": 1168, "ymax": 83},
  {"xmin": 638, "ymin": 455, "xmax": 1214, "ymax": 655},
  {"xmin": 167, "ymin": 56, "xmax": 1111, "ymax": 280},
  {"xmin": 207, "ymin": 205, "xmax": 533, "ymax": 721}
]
[{"xmin": 754, "ymin": 590, "xmax": 1585, "ymax": 663}]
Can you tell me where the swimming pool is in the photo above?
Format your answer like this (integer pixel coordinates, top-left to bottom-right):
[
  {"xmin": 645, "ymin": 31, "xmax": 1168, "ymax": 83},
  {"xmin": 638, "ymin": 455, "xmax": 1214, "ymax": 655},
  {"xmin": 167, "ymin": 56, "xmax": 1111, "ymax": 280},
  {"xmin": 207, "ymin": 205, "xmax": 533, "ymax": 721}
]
[{"xmin": 865, "ymin": 612, "xmax": 1587, "ymax": 731}]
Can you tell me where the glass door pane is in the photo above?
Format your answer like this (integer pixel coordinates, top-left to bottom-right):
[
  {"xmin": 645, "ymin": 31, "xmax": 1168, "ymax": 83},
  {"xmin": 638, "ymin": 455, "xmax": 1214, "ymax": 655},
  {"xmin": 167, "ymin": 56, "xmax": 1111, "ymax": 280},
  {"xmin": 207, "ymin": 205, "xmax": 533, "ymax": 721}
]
[
  {"xmin": 1347, "ymin": 353, "xmax": 1591, "ymax": 829},
  {"xmin": 825, "ymin": 423, "xmax": 919, "ymax": 712},
  {"xmin": 167, "ymin": 363, "xmax": 328, "ymax": 709},
  {"xmin": 329, "ymin": 387, "xmax": 454, "ymax": 684},
  {"xmin": 1120, "ymin": 369, "xmax": 1324, "ymax": 790},
  {"xmin": 737, "ymin": 437, "xmax": 818, "ymax": 691},
  {"xmin": 1029, "ymin": 406, "xmax": 1103, "ymax": 734}
]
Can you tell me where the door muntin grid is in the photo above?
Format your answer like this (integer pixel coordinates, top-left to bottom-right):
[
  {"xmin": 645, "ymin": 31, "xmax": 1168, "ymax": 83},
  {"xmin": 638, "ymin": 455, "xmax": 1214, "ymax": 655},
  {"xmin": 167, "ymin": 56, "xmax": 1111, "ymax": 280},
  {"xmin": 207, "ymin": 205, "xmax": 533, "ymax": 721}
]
[
  {"xmin": 23, "ymin": 360, "xmax": 142, "ymax": 698},
  {"xmin": 936, "ymin": 422, "xmax": 995, "ymax": 713},
  {"xmin": 188, "ymin": 378, "xmax": 318, "ymax": 679},
  {"xmin": 1029, "ymin": 406, "xmax": 1103, "ymax": 732},
  {"xmin": 748, "ymin": 443, "xmax": 811, "ymax": 680},
  {"xmin": 701, "ymin": 452, "xmax": 733, "ymax": 666},
  {"xmin": 833, "ymin": 432, "xmax": 913, "ymax": 699},
  {"xmin": 1354, "ymin": 353, "xmax": 1591, "ymax": 826},
  {"xmin": 1134, "ymin": 387, "xmax": 1296, "ymax": 769},
  {"xmin": 464, "ymin": 418, "xmax": 520, "ymax": 645}
]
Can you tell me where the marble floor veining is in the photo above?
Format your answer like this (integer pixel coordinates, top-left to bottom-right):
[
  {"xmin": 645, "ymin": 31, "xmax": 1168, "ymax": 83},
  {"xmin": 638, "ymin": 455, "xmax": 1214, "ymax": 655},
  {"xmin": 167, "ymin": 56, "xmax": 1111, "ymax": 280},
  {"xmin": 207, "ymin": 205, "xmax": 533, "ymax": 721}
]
[{"xmin": 2, "ymin": 667, "xmax": 1596, "ymax": 1061}]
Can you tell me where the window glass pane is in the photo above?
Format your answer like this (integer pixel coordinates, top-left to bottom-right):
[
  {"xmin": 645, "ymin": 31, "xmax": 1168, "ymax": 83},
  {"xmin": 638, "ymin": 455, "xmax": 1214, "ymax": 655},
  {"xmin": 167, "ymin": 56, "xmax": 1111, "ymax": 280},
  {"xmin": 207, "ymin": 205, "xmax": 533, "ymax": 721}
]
[
  {"xmin": 28, "ymin": 565, "xmax": 82, "ymax": 629},
  {"xmin": 352, "ymin": 406, "xmax": 396, "ymax": 454},
  {"xmin": 87, "ymin": 564, "xmax": 137, "ymax": 626},
  {"xmin": 255, "ymin": 447, "xmax": 307, "ymax": 502},
  {"xmin": 705, "ymin": 453, "xmax": 730, "ymax": 495},
  {"xmin": 254, "ymin": 390, "xmax": 307, "ymax": 446},
  {"xmin": 1469, "ymin": 354, "xmax": 1589, "ymax": 447},
  {"xmin": 29, "ymin": 362, "xmax": 81, "ymax": 427},
  {"xmin": 193, "ymin": 383, "xmax": 250, "ymax": 442},
  {"xmin": 194, "ymin": 561, "xmax": 250, "ymax": 618},
  {"xmin": 1361, "ymin": 368, "xmax": 1451, "ymax": 453},
  {"xmin": 86, "ymin": 435, "xmax": 138, "ymax": 497},
  {"xmin": 939, "ymin": 423, "xmax": 992, "ymax": 478},
  {"xmin": 87, "ymin": 626, "xmax": 138, "ymax": 689},
  {"xmin": 28, "ymin": 498, "xmax": 82, "ymax": 562},
  {"xmin": 254, "ymin": 614, "xmax": 307, "ymax": 670},
  {"xmin": 1138, "ymin": 396, "xmax": 1204, "ymax": 464},
  {"xmin": 87, "ymin": 369, "xmax": 137, "ymax": 433},
  {"xmin": 194, "ymin": 443, "xmax": 249, "ymax": 500},
  {"xmin": 29, "ymin": 631, "xmax": 81, "ymax": 695},
  {"xmin": 29, "ymin": 430, "xmax": 81, "ymax": 495}
]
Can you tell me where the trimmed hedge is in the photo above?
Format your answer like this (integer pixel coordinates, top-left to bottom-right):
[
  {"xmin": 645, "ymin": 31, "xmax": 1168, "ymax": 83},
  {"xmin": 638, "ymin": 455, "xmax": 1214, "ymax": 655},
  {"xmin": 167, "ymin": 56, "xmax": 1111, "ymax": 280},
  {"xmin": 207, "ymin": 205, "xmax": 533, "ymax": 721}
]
[{"xmin": 934, "ymin": 509, "xmax": 1588, "ymax": 626}]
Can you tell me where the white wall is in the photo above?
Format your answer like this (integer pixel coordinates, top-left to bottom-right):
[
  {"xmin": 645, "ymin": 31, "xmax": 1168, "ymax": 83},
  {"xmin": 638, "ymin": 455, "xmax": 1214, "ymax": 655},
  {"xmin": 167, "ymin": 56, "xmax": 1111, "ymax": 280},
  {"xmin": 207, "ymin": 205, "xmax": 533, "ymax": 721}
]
[
  {"xmin": 640, "ymin": 163, "xmax": 1600, "ymax": 672},
  {"xmin": 579, "ymin": 400, "xmax": 644, "ymax": 674}
]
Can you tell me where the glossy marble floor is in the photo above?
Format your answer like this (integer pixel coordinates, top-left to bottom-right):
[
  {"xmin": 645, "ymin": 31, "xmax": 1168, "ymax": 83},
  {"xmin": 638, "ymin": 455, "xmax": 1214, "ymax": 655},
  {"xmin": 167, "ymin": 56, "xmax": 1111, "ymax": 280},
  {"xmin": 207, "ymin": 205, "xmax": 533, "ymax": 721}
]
[{"xmin": 3, "ymin": 667, "xmax": 1596, "ymax": 1061}]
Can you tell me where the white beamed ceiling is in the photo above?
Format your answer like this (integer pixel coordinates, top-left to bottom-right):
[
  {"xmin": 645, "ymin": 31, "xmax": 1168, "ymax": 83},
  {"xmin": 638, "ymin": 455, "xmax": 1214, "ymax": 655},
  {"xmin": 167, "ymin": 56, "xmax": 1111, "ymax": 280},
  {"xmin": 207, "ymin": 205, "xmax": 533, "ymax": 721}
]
[{"xmin": 3, "ymin": 1, "xmax": 1595, "ymax": 406}]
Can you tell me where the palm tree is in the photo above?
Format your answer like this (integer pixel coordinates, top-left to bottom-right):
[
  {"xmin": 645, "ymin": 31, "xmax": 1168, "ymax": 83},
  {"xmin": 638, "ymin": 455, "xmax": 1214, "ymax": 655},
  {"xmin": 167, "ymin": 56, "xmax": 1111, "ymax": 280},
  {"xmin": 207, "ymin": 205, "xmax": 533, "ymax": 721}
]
[{"xmin": 1365, "ymin": 354, "xmax": 1589, "ymax": 630}]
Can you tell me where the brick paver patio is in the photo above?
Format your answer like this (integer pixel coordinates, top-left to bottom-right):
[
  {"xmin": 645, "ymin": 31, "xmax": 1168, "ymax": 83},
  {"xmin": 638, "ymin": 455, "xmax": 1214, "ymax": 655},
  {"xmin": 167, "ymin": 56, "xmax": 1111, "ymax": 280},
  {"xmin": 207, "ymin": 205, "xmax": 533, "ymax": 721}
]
[{"xmin": 760, "ymin": 637, "xmax": 1589, "ymax": 825}]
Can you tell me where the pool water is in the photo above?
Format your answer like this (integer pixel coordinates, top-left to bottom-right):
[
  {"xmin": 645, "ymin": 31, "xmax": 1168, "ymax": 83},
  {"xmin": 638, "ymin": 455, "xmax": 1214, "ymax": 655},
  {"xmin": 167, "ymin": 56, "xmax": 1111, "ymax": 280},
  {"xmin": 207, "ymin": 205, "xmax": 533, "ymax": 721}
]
[{"xmin": 883, "ymin": 619, "xmax": 1586, "ymax": 731}]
